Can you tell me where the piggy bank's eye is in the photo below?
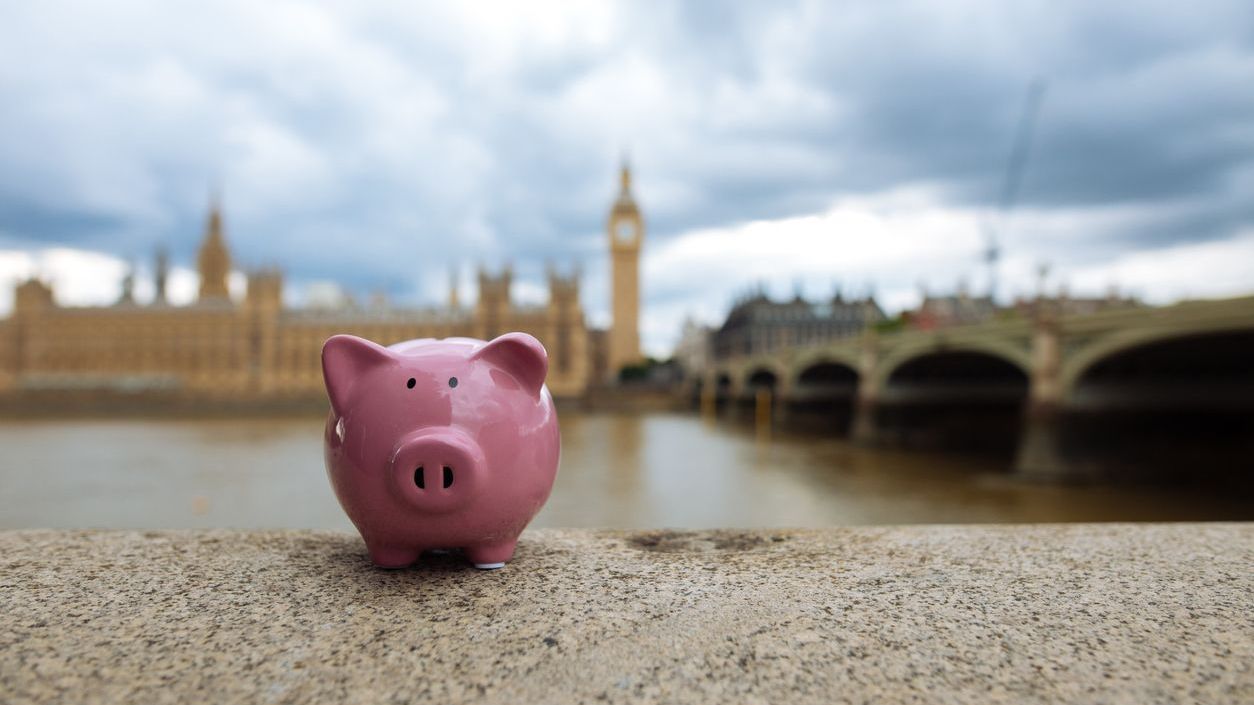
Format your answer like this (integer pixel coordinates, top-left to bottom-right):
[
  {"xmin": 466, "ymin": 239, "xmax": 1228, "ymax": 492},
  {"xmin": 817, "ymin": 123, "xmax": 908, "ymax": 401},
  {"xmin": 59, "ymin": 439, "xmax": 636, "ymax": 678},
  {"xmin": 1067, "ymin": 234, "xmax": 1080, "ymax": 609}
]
[
  {"xmin": 448, "ymin": 377, "xmax": 458, "ymax": 388},
  {"xmin": 406, "ymin": 378, "xmax": 416, "ymax": 389}
]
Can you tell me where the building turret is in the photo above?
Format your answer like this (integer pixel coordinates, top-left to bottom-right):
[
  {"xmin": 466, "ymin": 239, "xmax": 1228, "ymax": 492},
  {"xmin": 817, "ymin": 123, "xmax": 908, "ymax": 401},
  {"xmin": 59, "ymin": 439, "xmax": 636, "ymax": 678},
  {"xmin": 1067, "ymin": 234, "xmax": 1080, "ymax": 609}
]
[
  {"xmin": 153, "ymin": 245, "xmax": 169, "ymax": 305},
  {"xmin": 244, "ymin": 268, "xmax": 283, "ymax": 392},
  {"xmin": 117, "ymin": 263, "xmax": 136, "ymax": 306},
  {"xmin": 476, "ymin": 265, "xmax": 513, "ymax": 340},
  {"xmin": 13, "ymin": 278, "xmax": 54, "ymax": 314},
  {"xmin": 547, "ymin": 263, "xmax": 581, "ymax": 306},
  {"xmin": 545, "ymin": 262, "xmax": 587, "ymax": 389},
  {"xmin": 448, "ymin": 265, "xmax": 461, "ymax": 310},
  {"xmin": 245, "ymin": 268, "xmax": 283, "ymax": 313},
  {"xmin": 197, "ymin": 195, "xmax": 232, "ymax": 302}
]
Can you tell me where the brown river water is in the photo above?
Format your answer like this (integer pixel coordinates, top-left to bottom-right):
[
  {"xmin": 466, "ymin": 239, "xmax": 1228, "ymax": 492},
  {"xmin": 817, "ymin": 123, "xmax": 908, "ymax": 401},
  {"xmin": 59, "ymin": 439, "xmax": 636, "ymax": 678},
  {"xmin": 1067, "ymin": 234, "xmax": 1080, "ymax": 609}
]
[{"xmin": 0, "ymin": 411, "xmax": 1248, "ymax": 530}]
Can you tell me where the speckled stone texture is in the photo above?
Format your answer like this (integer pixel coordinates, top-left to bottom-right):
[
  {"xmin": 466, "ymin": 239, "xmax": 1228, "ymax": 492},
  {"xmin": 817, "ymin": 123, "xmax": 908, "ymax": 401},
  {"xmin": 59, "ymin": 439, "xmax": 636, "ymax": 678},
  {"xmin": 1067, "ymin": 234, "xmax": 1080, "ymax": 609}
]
[{"xmin": 1, "ymin": 526, "xmax": 1250, "ymax": 704}]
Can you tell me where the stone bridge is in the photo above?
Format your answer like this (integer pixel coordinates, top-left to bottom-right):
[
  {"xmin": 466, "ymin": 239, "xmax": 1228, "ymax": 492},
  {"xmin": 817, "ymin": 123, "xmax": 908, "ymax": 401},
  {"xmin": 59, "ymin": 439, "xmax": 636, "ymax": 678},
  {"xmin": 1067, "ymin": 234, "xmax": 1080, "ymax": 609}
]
[{"xmin": 697, "ymin": 296, "xmax": 1254, "ymax": 482}]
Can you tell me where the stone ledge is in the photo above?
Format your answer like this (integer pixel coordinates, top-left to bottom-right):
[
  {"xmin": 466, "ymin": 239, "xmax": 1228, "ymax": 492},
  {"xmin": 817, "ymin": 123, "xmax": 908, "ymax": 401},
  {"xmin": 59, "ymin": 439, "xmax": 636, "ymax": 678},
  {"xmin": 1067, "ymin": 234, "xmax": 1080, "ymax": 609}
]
[{"xmin": 1, "ymin": 525, "xmax": 1250, "ymax": 704}]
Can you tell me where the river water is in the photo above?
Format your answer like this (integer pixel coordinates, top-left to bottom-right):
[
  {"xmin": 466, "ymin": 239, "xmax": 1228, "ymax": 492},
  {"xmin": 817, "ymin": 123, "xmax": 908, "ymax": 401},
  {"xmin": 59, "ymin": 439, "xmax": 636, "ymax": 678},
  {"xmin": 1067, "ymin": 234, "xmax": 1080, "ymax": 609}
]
[{"xmin": 0, "ymin": 411, "xmax": 1248, "ymax": 530}]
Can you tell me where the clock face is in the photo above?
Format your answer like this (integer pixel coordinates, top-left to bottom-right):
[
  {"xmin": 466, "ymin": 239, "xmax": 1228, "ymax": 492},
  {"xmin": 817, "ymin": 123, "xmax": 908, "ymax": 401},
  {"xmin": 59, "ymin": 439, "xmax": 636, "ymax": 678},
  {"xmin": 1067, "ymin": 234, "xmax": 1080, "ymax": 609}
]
[{"xmin": 616, "ymin": 220, "xmax": 636, "ymax": 243}]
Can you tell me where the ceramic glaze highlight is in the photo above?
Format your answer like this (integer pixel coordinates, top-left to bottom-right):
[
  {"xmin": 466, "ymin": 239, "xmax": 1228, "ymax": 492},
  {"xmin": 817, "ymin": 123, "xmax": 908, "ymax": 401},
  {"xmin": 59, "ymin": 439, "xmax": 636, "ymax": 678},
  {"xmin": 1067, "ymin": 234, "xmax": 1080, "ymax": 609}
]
[{"xmin": 321, "ymin": 333, "xmax": 560, "ymax": 569}]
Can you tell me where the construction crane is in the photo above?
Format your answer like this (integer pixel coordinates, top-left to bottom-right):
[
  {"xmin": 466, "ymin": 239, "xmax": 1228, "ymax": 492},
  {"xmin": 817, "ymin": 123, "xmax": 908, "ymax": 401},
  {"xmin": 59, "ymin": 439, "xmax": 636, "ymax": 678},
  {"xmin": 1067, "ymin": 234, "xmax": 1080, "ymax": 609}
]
[{"xmin": 984, "ymin": 78, "xmax": 1046, "ymax": 303}]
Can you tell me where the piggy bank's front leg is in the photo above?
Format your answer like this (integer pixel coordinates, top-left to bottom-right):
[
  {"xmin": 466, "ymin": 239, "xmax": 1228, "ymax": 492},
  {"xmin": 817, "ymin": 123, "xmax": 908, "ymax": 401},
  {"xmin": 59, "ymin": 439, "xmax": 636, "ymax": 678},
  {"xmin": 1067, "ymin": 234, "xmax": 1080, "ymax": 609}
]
[
  {"xmin": 466, "ymin": 538, "xmax": 519, "ymax": 570},
  {"xmin": 366, "ymin": 543, "xmax": 422, "ymax": 569}
]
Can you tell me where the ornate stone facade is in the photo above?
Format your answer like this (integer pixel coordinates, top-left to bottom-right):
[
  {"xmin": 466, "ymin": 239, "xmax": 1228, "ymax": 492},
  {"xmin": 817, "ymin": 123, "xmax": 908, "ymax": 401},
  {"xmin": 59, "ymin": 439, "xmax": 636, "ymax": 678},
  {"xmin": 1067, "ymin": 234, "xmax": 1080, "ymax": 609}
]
[
  {"xmin": 711, "ymin": 289, "xmax": 885, "ymax": 361},
  {"xmin": 0, "ymin": 169, "xmax": 645, "ymax": 401}
]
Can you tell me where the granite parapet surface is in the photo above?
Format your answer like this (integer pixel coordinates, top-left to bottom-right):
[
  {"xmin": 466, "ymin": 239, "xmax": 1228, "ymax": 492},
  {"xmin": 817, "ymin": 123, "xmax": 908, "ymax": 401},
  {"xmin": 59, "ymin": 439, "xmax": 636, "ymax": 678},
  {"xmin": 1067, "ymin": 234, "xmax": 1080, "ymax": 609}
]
[{"xmin": 1, "ymin": 525, "xmax": 1251, "ymax": 704}]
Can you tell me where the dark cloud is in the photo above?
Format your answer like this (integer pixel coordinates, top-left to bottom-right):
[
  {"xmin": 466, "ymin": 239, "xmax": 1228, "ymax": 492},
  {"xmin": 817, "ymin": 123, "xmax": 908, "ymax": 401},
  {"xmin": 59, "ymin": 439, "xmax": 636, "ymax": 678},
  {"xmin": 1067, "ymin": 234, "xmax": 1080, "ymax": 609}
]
[
  {"xmin": 0, "ymin": 197, "xmax": 126, "ymax": 246},
  {"xmin": 0, "ymin": 0, "xmax": 1250, "ymax": 317}
]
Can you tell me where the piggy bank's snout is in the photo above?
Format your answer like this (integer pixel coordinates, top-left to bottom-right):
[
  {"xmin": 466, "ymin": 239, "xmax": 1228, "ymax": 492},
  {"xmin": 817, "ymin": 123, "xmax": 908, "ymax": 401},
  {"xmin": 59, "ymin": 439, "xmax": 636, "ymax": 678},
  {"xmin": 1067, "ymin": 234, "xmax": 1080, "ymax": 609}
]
[{"xmin": 390, "ymin": 430, "xmax": 484, "ymax": 513}]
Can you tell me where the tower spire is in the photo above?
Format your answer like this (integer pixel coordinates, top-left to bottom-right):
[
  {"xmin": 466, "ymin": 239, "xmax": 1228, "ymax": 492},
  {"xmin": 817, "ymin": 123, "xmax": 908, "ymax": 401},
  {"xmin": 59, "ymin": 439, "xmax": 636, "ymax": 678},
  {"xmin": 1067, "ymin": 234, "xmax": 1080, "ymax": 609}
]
[
  {"xmin": 153, "ymin": 244, "xmax": 169, "ymax": 305},
  {"xmin": 197, "ymin": 189, "xmax": 232, "ymax": 302},
  {"xmin": 619, "ymin": 156, "xmax": 632, "ymax": 195},
  {"xmin": 448, "ymin": 264, "xmax": 460, "ymax": 310},
  {"xmin": 117, "ymin": 261, "xmax": 136, "ymax": 306}
]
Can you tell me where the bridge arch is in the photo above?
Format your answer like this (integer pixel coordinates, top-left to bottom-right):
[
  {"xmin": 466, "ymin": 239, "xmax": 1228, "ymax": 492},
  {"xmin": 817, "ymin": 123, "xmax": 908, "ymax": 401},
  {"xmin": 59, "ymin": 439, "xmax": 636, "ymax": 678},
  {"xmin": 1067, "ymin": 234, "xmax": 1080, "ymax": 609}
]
[
  {"xmin": 873, "ymin": 344, "xmax": 1030, "ymax": 453},
  {"xmin": 790, "ymin": 357, "xmax": 861, "ymax": 434},
  {"xmin": 1054, "ymin": 326, "xmax": 1254, "ymax": 486},
  {"xmin": 795, "ymin": 359, "xmax": 860, "ymax": 387},
  {"xmin": 792, "ymin": 348, "xmax": 861, "ymax": 382},
  {"xmin": 743, "ymin": 366, "xmax": 781, "ymax": 394},
  {"xmin": 1060, "ymin": 323, "xmax": 1254, "ymax": 402},
  {"xmin": 872, "ymin": 340, "xmax": 1032, "ymax": 392},
  {"xmin": 739, "ymin": 357, "xmax": 789, "ymax": 397},
  {"xmin": 793, "ymin": 358, "xmax": 860, "ymax": 398}
]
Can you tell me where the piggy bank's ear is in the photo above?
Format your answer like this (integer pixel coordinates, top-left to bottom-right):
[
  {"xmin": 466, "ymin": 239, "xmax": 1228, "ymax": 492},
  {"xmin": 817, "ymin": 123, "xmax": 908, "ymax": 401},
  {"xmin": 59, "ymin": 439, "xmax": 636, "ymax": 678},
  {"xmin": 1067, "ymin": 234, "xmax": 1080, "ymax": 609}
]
[
  {"xmin": 473, "ymin": 332, "xmax": 548, "ymax": 398},
  {"xmin": 322, "ymin": 335, "xmax": 394, "ymax": 415}
]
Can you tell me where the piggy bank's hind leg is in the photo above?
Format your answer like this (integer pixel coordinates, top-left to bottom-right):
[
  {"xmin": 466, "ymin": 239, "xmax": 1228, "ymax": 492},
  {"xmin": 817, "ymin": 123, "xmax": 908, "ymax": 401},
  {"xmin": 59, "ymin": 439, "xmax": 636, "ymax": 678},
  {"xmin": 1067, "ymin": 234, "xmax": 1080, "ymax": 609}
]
[
  {"xmin": 466, "ymin": 538, "xmax": 519, "ymax": 570},
  {"xmin": 367, "ymin": 543, "xmax": 422, "ymax": 569}
]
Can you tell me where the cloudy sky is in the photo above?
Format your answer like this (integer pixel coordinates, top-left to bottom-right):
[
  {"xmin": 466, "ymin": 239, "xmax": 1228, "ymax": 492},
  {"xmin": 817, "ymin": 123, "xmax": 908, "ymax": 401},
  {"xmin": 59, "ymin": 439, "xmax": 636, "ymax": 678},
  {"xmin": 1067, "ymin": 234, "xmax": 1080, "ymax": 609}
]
[{"xmin": 1, "ymin": 1, "xmax": 1251, "ymax": 354}]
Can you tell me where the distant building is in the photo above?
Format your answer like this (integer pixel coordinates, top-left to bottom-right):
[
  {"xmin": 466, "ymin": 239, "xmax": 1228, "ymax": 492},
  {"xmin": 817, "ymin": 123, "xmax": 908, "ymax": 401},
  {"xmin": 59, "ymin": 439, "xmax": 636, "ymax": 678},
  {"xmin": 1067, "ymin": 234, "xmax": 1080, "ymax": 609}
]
[
  {"xmin": 673, "ymin": 317, "xmax": 713, "ymax": 377},
  {"xmin": 909, "ymin": 286, "xmax": 999, "ymax": 330},
  {"xmin": 907, "ymin": 283, "xmax": 1142, "ymax": 331},
  {"xmin": 1012, "ymin": 286, "xmax": 1141, "ymax": 319},
  {"xmin": 711, "ymin": 289, "xmax": 885, "ymax": 360},
  {"xmin": 0, "ymin": 168, "xmax": 647, "ymax": 401}
]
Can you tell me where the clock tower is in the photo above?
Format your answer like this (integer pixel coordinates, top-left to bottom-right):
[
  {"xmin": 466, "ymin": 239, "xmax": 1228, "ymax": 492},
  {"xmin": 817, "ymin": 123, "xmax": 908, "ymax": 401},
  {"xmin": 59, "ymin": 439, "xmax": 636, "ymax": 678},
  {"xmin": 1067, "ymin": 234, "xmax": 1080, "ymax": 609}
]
[{"xmin": 607, "ymin": 162, "xmax": 643, "ymax": 379}]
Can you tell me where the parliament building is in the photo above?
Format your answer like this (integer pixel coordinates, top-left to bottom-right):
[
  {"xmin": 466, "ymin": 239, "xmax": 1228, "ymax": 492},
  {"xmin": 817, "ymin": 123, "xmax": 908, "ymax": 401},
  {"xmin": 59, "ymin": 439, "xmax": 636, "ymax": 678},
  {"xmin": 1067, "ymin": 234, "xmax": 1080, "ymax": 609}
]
[{"xmin": 0, "ymin": 168, "xmax": 646, "ymax": 404}]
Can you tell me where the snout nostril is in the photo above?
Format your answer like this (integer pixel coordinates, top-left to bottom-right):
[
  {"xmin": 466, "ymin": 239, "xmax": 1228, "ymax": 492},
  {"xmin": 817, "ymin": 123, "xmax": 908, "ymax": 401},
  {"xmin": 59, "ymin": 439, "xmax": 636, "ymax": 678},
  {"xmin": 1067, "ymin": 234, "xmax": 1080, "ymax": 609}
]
[
  {"xmin": 414, "ymin": 465, "xmax": 425, "ymax": 489},
  {"xmin": 442, "ymin": 466, "xmax": 454, "ymax": 489}
]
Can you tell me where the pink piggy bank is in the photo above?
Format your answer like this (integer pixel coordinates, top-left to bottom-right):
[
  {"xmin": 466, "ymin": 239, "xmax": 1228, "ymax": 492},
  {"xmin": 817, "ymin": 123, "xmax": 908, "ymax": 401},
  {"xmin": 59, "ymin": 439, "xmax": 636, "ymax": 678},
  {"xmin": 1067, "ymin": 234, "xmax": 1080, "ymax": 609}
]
[{"xmin": 321, "ymin": 332, "xmax": 560, "ymax": 570}]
